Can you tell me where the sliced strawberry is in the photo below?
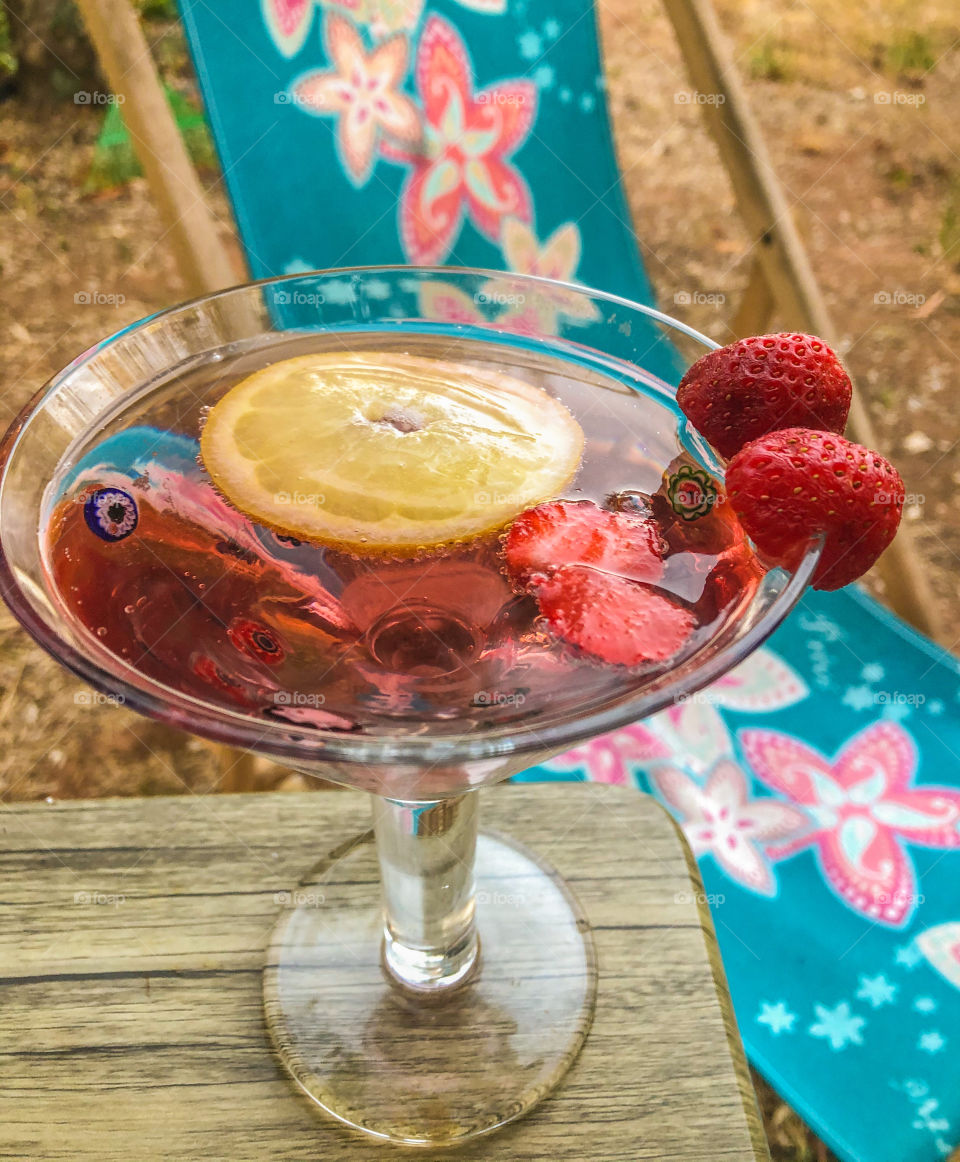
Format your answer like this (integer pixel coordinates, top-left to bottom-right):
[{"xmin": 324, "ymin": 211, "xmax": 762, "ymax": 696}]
[
  {"xmin": 677, "ymin": 332, "xmax": 852, "ymax": 459},
  {"xmin": 502, "ymin": 500, "xmax": 664, "ymax": 588},
  {"xmin": 725, "ymin": 427, "xmax": 903, "ymax": 591},
  {"xmin": 535, "ymin": 566, "xmax": 696, "ymax": 666}
]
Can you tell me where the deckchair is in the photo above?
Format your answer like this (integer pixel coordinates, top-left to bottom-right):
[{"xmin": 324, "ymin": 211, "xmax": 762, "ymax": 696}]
[{"xmin": 74, "ymin": 2, "xmax": 960, "ymax": 1160}]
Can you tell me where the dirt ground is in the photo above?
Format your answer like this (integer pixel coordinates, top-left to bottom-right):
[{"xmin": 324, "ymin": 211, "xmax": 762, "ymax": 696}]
[{"xmin": 0, "ymin": 2, "xmax": 957, "ymax": 1158}]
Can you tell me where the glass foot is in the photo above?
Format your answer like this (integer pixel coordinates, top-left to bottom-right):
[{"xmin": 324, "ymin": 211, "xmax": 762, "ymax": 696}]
[{"xmin": 263, "ymin": 830, "xmax": 597, "ymax": 1147}]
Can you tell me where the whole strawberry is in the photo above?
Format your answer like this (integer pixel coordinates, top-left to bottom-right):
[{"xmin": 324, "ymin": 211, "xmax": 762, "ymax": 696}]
[
  {"xmin": 725, "ymin": 428, "xmax": 903, "ymax": 590},
  {"xmin": 677, "ymin": 333, "xmax": 851, "ymax": 459}
]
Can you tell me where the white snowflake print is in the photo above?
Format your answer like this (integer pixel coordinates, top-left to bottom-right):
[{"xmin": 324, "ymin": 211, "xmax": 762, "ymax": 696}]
[
  {"xmin": 757, "ymin": 1001, "xmax": 796, "ymax": 1035},
  {"xmin": 918, "ymin": 1031, "xmax": 946, "ymax": 1054},
  {"xmin": 856, "ymin": 974, "xmax": 897, "ymax": 1009},
  {"xmin": 809, "ymin": 1002, "xmax": 865, "ymax": 1050}
]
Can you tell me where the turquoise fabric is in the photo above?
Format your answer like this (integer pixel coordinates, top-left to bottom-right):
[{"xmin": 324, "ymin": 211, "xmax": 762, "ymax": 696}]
[{"xmin": 179, "ymin": 4, "xmax": 960, "ymax": 1159}]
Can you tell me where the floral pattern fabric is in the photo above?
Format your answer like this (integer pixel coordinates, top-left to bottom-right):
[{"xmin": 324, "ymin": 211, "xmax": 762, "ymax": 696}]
[
  {"xmin": 517, "ymin": 585, "xmax": 960, "ymax": 1162},
  {"xmin": 267, "ymin": 1, "xmax": 609, "ymax": 332}
]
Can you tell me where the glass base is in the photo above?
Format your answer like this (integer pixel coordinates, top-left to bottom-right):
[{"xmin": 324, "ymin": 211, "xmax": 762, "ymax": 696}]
[{"xmin": 263, "ymin": 829, "xmax": 597, "ymax": 1147}]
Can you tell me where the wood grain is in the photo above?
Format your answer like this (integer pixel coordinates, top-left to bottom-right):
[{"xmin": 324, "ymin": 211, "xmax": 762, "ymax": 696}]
[{"xmin": 0, "ymin": 785, "xmax": 768, "ymax": 1160}]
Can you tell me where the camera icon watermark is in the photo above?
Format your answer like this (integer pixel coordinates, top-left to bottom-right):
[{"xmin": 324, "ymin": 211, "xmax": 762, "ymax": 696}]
[
  {"xmin": 675, "ymin": 890, "xmax": 726, "ymax": 906},
  {"xmin": 273, "ymin": 289, "xmax": 325, "ymax": 306},
  {"xmin": 874, "ymin": 690, "xmax": 926, "ymax": 707},
  {"xmin": 274, "ymin": 889, "xmax": 326, "ymax": 906},
  {"xmin": 273, "ymin": 490, "xmax": 326, "ymax": 506},
  {"xmin": 74, "ymin": 690, "xmax": 125, "ymax": 707},
  {"xmin": 873, "ymin": 290, "xmax": 926, "ymax": 307},
  {"xmin": 274, "ymin": 691, "xmax": 326, "ymax": 707},
  {"xmin": 74, "ymin": 290, "xmax": 126, "ymax": 307},
  {"xmin": 674, "ymin": 690, "xmax": 724, "ymax": 706},
  {"xmin": 874, "ymin": 90, "xmax": 926, "ymax": 107},
  {"xmin": 875, "ymin": 490, "xmax": 923, "ymax": 507},
  {"xmin": 74, "ymin": 90, "xmax": 125, "ymax": 106},
  {"xmin": 674, "ymin": 290, "xmax": 726, "ymax": 306},
  {"xmin": 274, "ymin": 90, "xmax": 314, "ymax": 108},
  {"xmin": 476, "ymin": 90, "xmax": 528, "ymax": 106},
  {"xmin": 474, "ymin": 690, "xmax": 526, "ymax": 707},
  {"xmin": 473, "ymin": 490, "xmax": 527, "ymax": 506},
  {"xmin": 876, "ymin": 890, "xmax": 925, "ymax": 907},
  {"xmin": 674, "ymin": 90, "xmax": 726, "ymax": 106},
  {"xmin": 475, "ymin": 290, "xmax": 526, "ymax": 306},
  {"xmin": 477, "ymin": 888, "xmax": 526, "ymax": 907},
  {"xmin": 74, "ymin": 890, "xmax": 125, "ymax": 907}
]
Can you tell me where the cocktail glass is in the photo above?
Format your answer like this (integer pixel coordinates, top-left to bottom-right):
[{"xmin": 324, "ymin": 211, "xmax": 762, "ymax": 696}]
[{"xmin": 0, "ymin": 268, "xmax": 819, "ymax": 1147}]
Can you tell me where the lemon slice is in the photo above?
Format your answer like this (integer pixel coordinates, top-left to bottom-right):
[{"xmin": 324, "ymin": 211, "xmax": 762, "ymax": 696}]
[{"xmin": 200, "ymin": 351, "xmax": 584, "ymax": 553}]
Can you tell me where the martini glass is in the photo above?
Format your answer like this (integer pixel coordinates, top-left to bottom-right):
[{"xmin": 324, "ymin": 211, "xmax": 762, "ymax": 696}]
[{"xmin": 0, "ymin": 268, "xmax": 819, "ymax": 1147}]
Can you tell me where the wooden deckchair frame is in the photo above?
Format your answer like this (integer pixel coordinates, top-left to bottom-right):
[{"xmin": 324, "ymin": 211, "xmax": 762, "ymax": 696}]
[{"xmin": 74, "ymin": 0, "xmax": 945, "ymax": 789}]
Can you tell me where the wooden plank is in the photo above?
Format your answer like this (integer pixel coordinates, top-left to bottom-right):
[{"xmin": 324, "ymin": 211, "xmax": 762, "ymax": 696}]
[
  {"xmin": 730, "ymin": 255, "xmax": 776, "ymax": 338},
  {"xmin": 74, "ymin": 0, "xmax": 241, "ymax": 296},
  {"xmin": 0, "ymin": 786, "xmax": 768, "ymax": 1161},
  {"xmin": 666, "ymin": 0, "xmax": 944, "ymax": 643}
]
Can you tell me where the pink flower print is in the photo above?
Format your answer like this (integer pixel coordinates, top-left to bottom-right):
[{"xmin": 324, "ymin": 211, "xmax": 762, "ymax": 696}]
[
  {"xmin": 417, "ymin": 282, "xmax": 486, "ymax": 326},
  {"xmin": 708, "ymin": 649, "xmax": 809, "ymax": 712},
  {"xmin": 263, "ymin": 0, "xmax": 314, "ymax": 57},
  {"xmin": 742, "ymin": 722, "xmax": 960, "ymax": 926},
  {"xmin": 291, "ymin": 13, "xmax": 420, "ymax": 186},
  {"xmin": 546, "ymin": 723, "xmax": 669, "ymax": 786},
  {"xmin": 917, "ymin": 922, "xmax": 960, "ymax": 991},
  {"xmin": 651, "ymin": 760, "xmax": 810, "ymax": 895},
  {"xmin": 489, "ymin": 217, "xmax": 600, "ymax": 330},
  {"xmin": 385, "ymin": 15, "xmax": 536, "ymax": 263},
  {"xmin": 417, "ymin": 280, "xmax": 562, "ymax": 341}
]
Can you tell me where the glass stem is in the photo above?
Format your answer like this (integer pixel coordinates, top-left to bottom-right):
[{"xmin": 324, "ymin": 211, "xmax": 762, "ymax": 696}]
[{"xmin": 372, "ymin": 792, "xmax": 480, "ymax": 994}]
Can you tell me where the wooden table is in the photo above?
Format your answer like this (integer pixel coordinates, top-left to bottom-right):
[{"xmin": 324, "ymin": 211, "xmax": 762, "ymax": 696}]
[{"xmin": 0, "ymin": 785, "xmax": 768, "ymax": 1161}]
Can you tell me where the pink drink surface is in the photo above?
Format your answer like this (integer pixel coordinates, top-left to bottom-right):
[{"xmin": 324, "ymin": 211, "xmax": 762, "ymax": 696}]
[{"xmin": 42, "ymin": 337, "xmax": 763, "ymax": 738}]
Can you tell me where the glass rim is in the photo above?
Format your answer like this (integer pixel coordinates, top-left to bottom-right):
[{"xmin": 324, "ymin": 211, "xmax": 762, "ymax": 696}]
[{"xmin": 0, "ymin": 265, "xmax": 822, "ymax": 769}]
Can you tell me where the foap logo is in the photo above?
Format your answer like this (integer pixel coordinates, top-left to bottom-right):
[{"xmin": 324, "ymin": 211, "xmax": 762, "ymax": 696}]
[
  {"xmin": 675, "ymin": 90, "xmax": 725, "ymax": 106},
  {"xmin": 674, "ymin": 291, "xmax": 726, "ymax": 306},
  {"xmin": 273, "ymin": 289, "xmax": 325, "ymax": 307},
  {"xmin": 274, "ymin": 90, "xmax": 313, "ymax": 108},
  {"xmin": 274, "ymin": 889, "xmax": 326, "ymax": 906},
  {"xmin": 74, "ymin": 290, "xmax": 126, "ymax": 307},
  {"xmin": 874, "ymin": 90, "xmax": 926, "ymax": 107},
  {"xmin": 274, "ymin": 490, "xmax": 326, "ymax": 506},
  {"xmin": 674, "ymin": 690, "xmax": 724, "ymax": 706},
  {"xmin": 875, "ymin": 490, "xmax": 924, "ymax": 507},
  {"xmin": 274, "ymin": 691, "xmax": 326, "ymax": 707},
  {"xmin": 477, "ymin": 888, "xmax": 525, "ymax": 908},
  {"xmin": 74, "ymin": 890, "xmax": 125, "ymax": 907},
  {"xmin": 475, "ymin": 291, "xmax": 525, "ymax": 306},
  {"xmin": 874, "ymin": 690, "xmax": 926, "ymax": 708},
  {"xmin": 476, "ymin": 90, "xmax": 528, "ymax": 106},
  {"xmin": 474, "ymin": 690, "xmax": 526, "ymax": 707},
  {"xmin": 675, "ymin": 890, "xmax": 725, "ymax": 906},
  {"xmin": 473, "ymin": 490, "xmax": 527, "ymax": 506},
  {"xmin": 74, "ymin": 690, "xmax": 125, "ymax": 707},
  {"xmin": 74, "ymin": 90, "xmax": 125, "ymax": 106},
  {"xmin": 874, "ymin": 290, "xmax": 926, "ymax": 307}
]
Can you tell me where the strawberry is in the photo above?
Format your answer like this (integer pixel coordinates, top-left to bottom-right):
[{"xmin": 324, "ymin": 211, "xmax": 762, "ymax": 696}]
[
  {"xmin": 535, "ymin": 566, "xmax": 696, "ymax": 666},
  {"xmin": 677, "ymin": 333, "xmax": 851, "ymax": 458},
  {"xmin": 725, "ymin": 428, "xmax": 903, "ymax": 591},
  {"xmin": 502, "ymin": 500, "xmax": 664, "ymax": 588}
]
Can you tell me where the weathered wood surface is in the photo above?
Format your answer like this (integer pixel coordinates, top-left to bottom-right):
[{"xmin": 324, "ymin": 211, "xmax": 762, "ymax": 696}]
[{"xmin": 0, "ymin": 785, "xmax": 768, "ymax": 1160}]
